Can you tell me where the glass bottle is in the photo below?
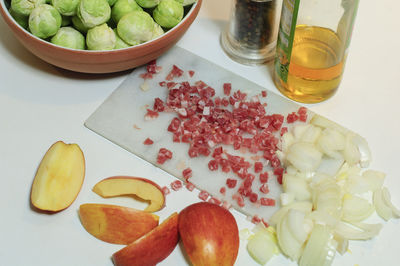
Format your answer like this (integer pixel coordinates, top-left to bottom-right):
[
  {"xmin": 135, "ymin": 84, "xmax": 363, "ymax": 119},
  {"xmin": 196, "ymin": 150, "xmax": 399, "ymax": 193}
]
[
  {"xmin": 273, "ymin": 0, "xmax": 359, "ymax": 103},
  {"xmin": 221, "ymin": 0, "xmax": 282, "ymax": 65}
]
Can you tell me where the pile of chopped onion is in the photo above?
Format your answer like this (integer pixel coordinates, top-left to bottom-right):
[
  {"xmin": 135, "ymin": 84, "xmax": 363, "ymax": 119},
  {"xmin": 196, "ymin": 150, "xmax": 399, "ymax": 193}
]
[{"xmin": 245, "ymin": 114, "xmax": 400, "ymax": 266}]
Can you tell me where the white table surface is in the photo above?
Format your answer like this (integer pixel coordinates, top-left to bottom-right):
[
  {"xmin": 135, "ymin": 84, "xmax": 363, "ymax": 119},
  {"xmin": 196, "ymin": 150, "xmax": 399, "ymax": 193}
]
[{"xmin": 1, "ymin": 1, "xmax": 399, "ymax": 265}]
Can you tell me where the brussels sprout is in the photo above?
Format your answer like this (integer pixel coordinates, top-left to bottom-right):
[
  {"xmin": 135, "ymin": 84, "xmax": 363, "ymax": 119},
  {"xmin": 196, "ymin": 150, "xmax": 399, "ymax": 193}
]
[
  {"xmin": 51, "ymin": 27, "xmax": 85, "ymax": 49},
  {"xmin": 71, "ymin": 15, "xmax": 90, "ymax": 33},
  {"xmin": 61, "ymin": 15, "xmax": 72, "ymax": 26},
  {"xmin": 151, "ymin": 22, "xmax": 164, "ymax": 39},
  {"xmin": 9, "ymin": 8, "xmax": 29, "ymax": 29},
  {"xmin": 117, "ymin": 10, "xmax": 154, "ymax": 45},
  {"xmin": 182, "ymin": 0, "xmax": 196, "ymax": 6},
  {"xmin": 77, "ymin": 0, "xmax": 111, "ymax": 29},
  {"xmin": 153, "ymin": 0, "xmax": 183, "ymax": 29},
  {"xmin": 10, "ymin": 0, "xmax": 46, "ymax": 16},
  {"xmin": 52, "ymin": 0, "xmax": 79, "ymax": 16},
  {"xmin": 113, "ymin": 28, "xmax": 130, "ymax": 49},
  {"xmin": 111, "ymin": 0, "xmax": 142, "ymax": 24},
  {"xmin": 107, "ymin": 0, "xmax": 117, "ymax": 6},
  {"xmin": 135, "ymin": 0, "xmax": 159, "ymax": 8},
  {"xmin": 29, "ymin": 4, "xmax": 61, "ymax": 39},
  {"xmin": 86, "ymin": 23, "xmax": 116, "ymax": 50}
]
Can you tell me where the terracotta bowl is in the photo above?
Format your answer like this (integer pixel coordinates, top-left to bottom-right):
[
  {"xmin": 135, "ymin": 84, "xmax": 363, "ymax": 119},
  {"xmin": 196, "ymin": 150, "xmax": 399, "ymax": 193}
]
[{"xmin": 0, "ymin": 0, "xmax": 202, "ymax": 73}]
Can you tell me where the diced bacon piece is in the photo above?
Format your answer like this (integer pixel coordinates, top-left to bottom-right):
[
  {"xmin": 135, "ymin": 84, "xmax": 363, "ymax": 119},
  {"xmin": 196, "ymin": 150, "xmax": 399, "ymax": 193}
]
[
  {"xmin": 182, "ymin": 168, "xmax": 192, "ymax": 180},
  {"xmin": 259, "ymin": 172, "xmax": 269, "ymax": 183},
  {"xmin": 188, "ymin": 70, "xmax": 195, "ymax": 77},
  {"xmin": 168, "ymin": 117, "xmax": 181, "ymax": 132},
  {"xmin": 251, "ymin": 215, "xmax": 262, "ymax": 224},
  {"xmin": 233, "ymin": 194, "xmax": 245, "ymax": 208},
  {"xmin": 212, "ymin": 146, "xmax": 223, "ymax": 158},
  {"xmin": 220, "ymin": 187, "xmax": 226, "ymax": 195},
  {"xmin": 144, "ymin": 109, "xmax": 159, "ymax": 120},
  {"xmin": 153, "ymin": 98, "xmax": 165, "ymax": 112},
  {"xmin": 226, "ymin": 178, "xmax": 237, "ymax": 188},
  {"xmin": 261, "ymin": 90, "xmax": 267, "ymax": 97},
  {"xmin": 260, "ymin": 184, "xmax": 269, "ymax": 194},
  {"xmin": 271, "ymin": 114, "xmax": 284, "ymax": 131},
  {"xmin": 146, "ymin": 60, "xmax": 162, "ymax": 74},
  {"xmin": 166, "ymin": 82, "xmax": 177, "ymax": 89},
  {"xmin": 188, "ymin": 147, "xmax": 199, "ymax": 158},
  {"xmin": 249, "ymin": 193, "xmax": 258, "ymax": 203},
  {"xmin": 280, "ymin": 127, "xmax": 288, "ymax": 136},
  {"xmin": 287, "ymin": 112, "xmax": 299, "ymax": 123},
  {"xmin": 173, "ymin": 132, "xmax": 181, "ymax": 143},
  {"xmin": 262, "ymin": 219, "xmax": 269, "ymax": 228},
  {"xmin": 170, "ymin": 180, "xmax": 183, "ymax": 191},
  {"xmin": 208, "ymin": 160, "xmax": 219, "ymax": 171},
  {"xmin": 140, "ymin": 73, "xmax": 153, "ymax": 79},
  {"xmin": 254, "ymin": 162, "xmax": 263, "ymax": 173},
  {"xmin": 161, "ymin": 186, "xmax": 170, "ymax": 195},
  {"xmin": 143, "ymin": 138, "xmax": 154, "ymax": 145},
  {"xmin": 223, "ymin": 83, "xmax": 232, "ymax": 96},
  {"xmin": 298, "ymin": 106, "xmax": 307, "ymax": 115},
  {"xmin": 260, "ymin": 198, "xmax": 276, "ymax": 206},
  {"xmin": 208, "ymin": 197, "xmax": 221, "ymax": 205},
  {"xmin": 159, "ymin": 81, "xmax": 167, "ymax": 87},
  {"xmin": 198, "ymin": 190, "xmax": 209, "ymax": 201},
  {"xmin": 198, "ymin": 146, "xmax": 211, "ymax": 157},
  {"xmin": 221, "ymin": 98, "xmax": 229, "ymax": 107},
  {"xmin": 186, "ymin": 182, "xmax": 195, "ymax": 191},
  {"xmin": 166, "ymin": 65, "xmax": 184, "ymax": 80},
  {"xmin": 157, "ymin": 148, "xmax": 173, "ymax": 164}
]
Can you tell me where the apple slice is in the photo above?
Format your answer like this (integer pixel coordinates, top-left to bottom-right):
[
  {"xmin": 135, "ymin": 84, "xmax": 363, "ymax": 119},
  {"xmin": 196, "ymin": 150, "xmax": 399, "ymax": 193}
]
[
  {"xmin": 31, "ymin": 141, "xmax": 85, "ymax": 212},
  {"xmin": 79, "ymin": 203, "xmax": 159, "ymax": 245},
  {"xmin": 112, "ymin": 212, "xmax": 179, "ymax": 266},
  {"xmin": 179, "ymin": 202, "xmax": 239, "ymax": 266},
  {"xmin": 92, "ymin": 176, "xmax": 165, "ymax": 212}
]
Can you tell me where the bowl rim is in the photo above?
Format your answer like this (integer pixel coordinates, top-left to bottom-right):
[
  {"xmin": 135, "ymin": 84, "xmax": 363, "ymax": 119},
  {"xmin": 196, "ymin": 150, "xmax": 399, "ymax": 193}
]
[{"xmin": 0, "ymin": 0, "xmax": 200, "ymax": 54}]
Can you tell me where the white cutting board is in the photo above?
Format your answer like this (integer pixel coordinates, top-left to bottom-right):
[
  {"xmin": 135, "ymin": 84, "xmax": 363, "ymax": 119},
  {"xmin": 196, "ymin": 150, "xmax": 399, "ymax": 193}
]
[{"xmin": 85, "ymin": 46, "xmax": 315, "ymax": 221}]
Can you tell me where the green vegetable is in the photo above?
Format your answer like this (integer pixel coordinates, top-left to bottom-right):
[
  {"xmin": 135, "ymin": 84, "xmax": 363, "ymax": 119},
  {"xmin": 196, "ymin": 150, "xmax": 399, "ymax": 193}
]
[
  {"xmin": 117, "ymin": 10, "xmax": 154, "ymax": 45},
  {"xmin": 52, "ymin": 0, "xmax": 80, "ymax": 16},
  {"xmin": 113, "ymin": 28, "xmax": 130, "ymax": 49},
  {"xmin": 51, "ymin": 26, "xmax": 85, "ymax": 49},
  {"xmin": 10, "ymin": 0, "xmax": 46, "ymax": 16},
  {"xmin": 153, "ymin": 0, "xmax": 183, "ymax": 29},
  {"xmin": 135, "ymin": 0, "xmax": 159, "ymax": 8},
  {"xmin": 71, "ymin": 15, "xmax": 90, "ymax": 33},
  {"xmin": 28, "ymin": 4, "xmax": 61, "ymax": 39},
  {"xmin": 77, "ymin": 0, "xmax": 111, "ymax": 28},
  {"xmin": 86, "ymin": 23, "xmax": 116, "ymax": 50},
  {"xmin": 9, "ymin": 8, "xmax": 29, "ymax": 29},
  {"xmin": 151, "ymin": 22, "xmax": 164, "ymax": 39},
  {"xmin": 111, "ymin": 0, "xmax": 142, "ymax": 24}
]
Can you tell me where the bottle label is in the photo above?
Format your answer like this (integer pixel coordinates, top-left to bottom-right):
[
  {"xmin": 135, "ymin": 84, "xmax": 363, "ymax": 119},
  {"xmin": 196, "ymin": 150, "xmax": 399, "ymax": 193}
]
[{"xmin": 274, "ymin": 0, "xmax": 300, "ymax": 83}]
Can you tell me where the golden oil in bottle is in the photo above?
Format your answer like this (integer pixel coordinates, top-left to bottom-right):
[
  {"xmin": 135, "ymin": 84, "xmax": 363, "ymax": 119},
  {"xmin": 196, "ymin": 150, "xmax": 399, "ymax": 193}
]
[{"xmin": 274, "ymin": 0, "xmax": 359, "ymax": 103}]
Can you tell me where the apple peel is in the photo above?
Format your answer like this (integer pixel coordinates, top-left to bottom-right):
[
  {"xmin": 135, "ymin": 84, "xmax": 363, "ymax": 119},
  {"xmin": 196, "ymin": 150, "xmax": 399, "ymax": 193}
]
[
  {"xmin": 92, "ymin": 176, "xmax": 165, "ymax": 212},
  {"xmin": 79, "ymin": 203, "xmax": 159, "ymax": 245}
]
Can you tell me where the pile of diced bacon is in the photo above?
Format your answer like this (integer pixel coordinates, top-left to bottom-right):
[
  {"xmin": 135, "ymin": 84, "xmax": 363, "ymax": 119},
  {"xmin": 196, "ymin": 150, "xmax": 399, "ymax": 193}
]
[{"xmin": 141, "ymin": 60, "xmax": 308, "ymax": 213}]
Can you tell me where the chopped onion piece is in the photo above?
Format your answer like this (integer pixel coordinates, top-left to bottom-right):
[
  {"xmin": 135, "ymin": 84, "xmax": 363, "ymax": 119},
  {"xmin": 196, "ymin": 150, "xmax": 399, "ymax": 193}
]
[
  {"xmin": 334, "ymin": 221, "xmax": 382, "ymax": 240},
  {"xmin": 345, "ymin": 173, "xmax": 372, "ymax": 194},
  {"xmin": 317, "ymin": 156, "xmax": 344, "ymax": 177},
  {"xmin": 373, "ymin": 187, "xmax": 400, "ymax": 221},
  {"xmin": 307, "ymin": 210, "xmax": 340, "ymax": 227},
  {"xmin": 280, "ymin": 192, "xmax": 295, "ymax": 206},
  {"xmin": 287, "ymin": 142, "xmax": 322, "ymax": 172},
  {"xmin": 240, "ymin": 228, "xmax": 252, "ymax": 240},
  {"xmin": 247, "ymin": 226, "xmax": 280, "ymax": 265},
  {"xmin": 317, "ymin": 128, "xmax": 345, "ymax": 159},
  {"xmin": 310, "ymin": 114, "xmax": 348, "ymax": 135},
  {"xmin": 333, "ymin": 233, "xmax": 349, "ymax": 255},
  {"xmin": 352, "ymin": 134, "xmax": 372, "ymax": 168},
  {"xmin": 269, "ymin": 201, "xmax": 313, "ymax": 227},
  {"xmin": 362, "ymin": 170, "xmax": 385, "ymax": 191},
  {"xmin": 293, "ymin": 124, "xmax": 311, "ymax": 140},
  {"xmin": 283, "ymin": 174, "xmax": 311, "ymax": 201},
  {"xmin": 312, "ymin": 178, "xmax": 342, "ymax": 219},
  {"xmin": 341, "ymin": 194, "xmax": 374, "ymax": 222},
  {"xmin": 287, "ymin": 209, "xmax": 313, "ymax": 244},
  {"xmin": 300, "ymin": 125, "xmax": 322, "ymax": 144},
  {"xmin": 277, "ymin": 211, "xmax": 305, "ymax": 261},
  {"xmin": 343, "ymin": 133, "xmax": 361, "ymax": 166},
  {"xmin": 280, "ymin": 132, "xmax": 295, "ymax": 153},
  {"xmin": 299, "ymin": 224, "xmax": 337, "ymax": 266}
]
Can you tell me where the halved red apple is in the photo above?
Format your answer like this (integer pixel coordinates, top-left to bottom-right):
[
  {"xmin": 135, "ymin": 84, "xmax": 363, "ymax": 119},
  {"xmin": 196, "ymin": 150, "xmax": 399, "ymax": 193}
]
[
  {"xmin": 112, "ymin": 212, "xmax": 179, "ymax": 266},
  {"xmin": 92, "ymin": 176, "xmax": 165, "ymax": 212},
  {"xmin": 30, "ymin": 141, "xmax": 85, "ymax": 212},
  {"xmin": 179, "ymin": 202, "xmax": 239, "ymax": 266},
  {"xmin": 79, "ymin": 203, "xmax": 159, "ymax": 245}
]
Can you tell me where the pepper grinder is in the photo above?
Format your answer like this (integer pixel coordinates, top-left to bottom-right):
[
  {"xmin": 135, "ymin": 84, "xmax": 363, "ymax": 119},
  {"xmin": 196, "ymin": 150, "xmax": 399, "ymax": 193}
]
[{"xmin": 221, "ymin": 0, "xmax": 282, "ymax": 65}]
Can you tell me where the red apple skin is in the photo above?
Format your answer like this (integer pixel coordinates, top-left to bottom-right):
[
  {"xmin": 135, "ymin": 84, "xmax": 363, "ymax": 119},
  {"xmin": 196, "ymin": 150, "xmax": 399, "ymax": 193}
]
[
  {"xmin": 112, "ymin": 212, "xmax": 179, "ymax": 266},
  {"xmin": 78, "ymin": 204, "xmax": 159, "ymax": 245},
  {"xmin": 178, "ymin": 202, "xmax": 239, "ymax": 266}
]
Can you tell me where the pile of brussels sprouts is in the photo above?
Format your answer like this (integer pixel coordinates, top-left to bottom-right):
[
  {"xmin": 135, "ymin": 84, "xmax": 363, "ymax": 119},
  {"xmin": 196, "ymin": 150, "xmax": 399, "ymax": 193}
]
[{"xmin": 7, "ymin": 0, "xmax": 196, "ymax": 50}]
